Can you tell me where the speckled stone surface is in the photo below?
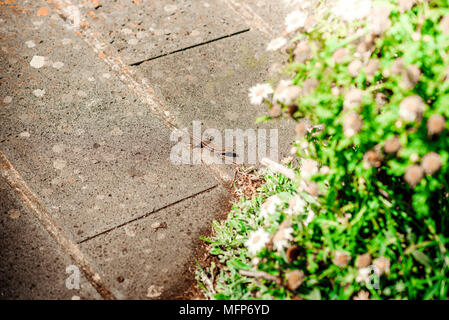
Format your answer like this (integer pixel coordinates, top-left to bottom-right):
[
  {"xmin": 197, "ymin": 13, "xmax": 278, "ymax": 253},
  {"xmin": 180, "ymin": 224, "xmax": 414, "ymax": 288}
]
[
  {"xmin": 234, "ymin": 0, "xmax": 292, "ymax": 35},
  {"xmin": 79, "ymin": 185, "xmax": 230, "ymax": 299},
  {"xmin": 135, "ymin": 31, "xmax": 295, "ymax": 165},
  {"xmin": 0, "ymin": 177, "xmax": 100, "ymax": 300},
  {"xmin": 0, "ymin": 3, "xmax": 217, "ymax": 243},
  {"xmin": 70, "ymin": 0, "xmax": 248, "ymax": 65}
]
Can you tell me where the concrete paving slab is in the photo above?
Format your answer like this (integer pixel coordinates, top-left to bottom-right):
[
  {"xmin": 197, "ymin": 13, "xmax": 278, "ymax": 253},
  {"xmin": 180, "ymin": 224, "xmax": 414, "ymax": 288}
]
[
  {"xmin": 0, "ymin": 177, "xmax": 100, "ymax": 300},
  {"xmin": 135, "ymin": 31, "xmax": 296, "ymax": 165},
  {"xmin": 70, "ymin": 0, "xmax": 248, "ymax": 65},
  {"xmin": 0, "ymin": 3, "xmax": 217, "ymax": 242},
  {"xmin": 228, "ymin": 0, "xmax": 292, "ymax": 35},
  {"xmin": 79, "ymin": 185, "xmax": 230, "ymax": 299}
]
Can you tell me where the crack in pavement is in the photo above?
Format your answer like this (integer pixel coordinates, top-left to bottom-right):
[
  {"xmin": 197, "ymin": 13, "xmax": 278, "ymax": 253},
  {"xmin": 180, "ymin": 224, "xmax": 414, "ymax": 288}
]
[
  {"xmin": 129, "ymin": 28, "xmax": 251, "ymax": 66},
  {"xmin": 76, "ymin": 184, "xmax": 218, "ymax": 244}
]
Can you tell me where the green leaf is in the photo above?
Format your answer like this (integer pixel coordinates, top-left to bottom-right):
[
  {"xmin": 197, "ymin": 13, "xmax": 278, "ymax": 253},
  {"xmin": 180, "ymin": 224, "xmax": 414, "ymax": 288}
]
[
  {"xmin": 302, "ymin": 288, "xmax": 321, "ymax": 300},
  {"xmin": 255, "ymin": 116, "xmax": 271, "ymax": 124},
  {"xmin": 411, "ymin": 250, "xmax": 432, "ymax": 268}
]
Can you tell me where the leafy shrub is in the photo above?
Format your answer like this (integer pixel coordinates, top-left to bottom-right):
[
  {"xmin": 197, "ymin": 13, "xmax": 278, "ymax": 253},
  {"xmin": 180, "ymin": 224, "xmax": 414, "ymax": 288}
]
[{"xmin": 198, "ymin": 0, "xmax": 449, "ymax": 300}]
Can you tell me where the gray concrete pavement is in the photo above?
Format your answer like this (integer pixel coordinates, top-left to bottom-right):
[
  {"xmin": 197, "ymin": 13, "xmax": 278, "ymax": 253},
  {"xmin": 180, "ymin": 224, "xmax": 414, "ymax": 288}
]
[
  {"xmin": 0, "ymin": 176, "xmax": 100, "ymax": 299},
  {"xmin": 71, "ymin": 0, "xmax": 249, "ymax": 65},
  {"xmin": 0, "ymin": 5, "xmax": 217, "ymax": 243},
  {"xmin": 0, "ymin": 0, "xmax": 293, "ymax": 299}
]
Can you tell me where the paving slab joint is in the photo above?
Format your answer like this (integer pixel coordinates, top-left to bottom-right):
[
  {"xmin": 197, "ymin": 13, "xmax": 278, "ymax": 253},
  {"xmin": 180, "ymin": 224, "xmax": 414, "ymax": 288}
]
[
  {"xmin": 0, "ymin": 150, "xmax": 117, "ymax": 300},
  {"xmin": 76, "ymin": 184, "xmax": 219, "ymax": 244}
]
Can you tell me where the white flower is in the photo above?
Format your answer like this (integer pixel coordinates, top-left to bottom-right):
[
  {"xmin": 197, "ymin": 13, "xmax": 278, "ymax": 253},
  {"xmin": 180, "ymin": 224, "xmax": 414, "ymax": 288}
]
[
  {"xmin": 300, "ymin": 158, "xmax": 319, "ymax": 180},
  {"xmin": 245, "ymin": 228, "xmax": 271, "ymax": 255},
  {"xmin": 399, "ymin": 95, "xmax": 425, "ymax": 122},
  {"xmin": 285, "ymin": 10, "xmax": 307, "ymax": 33},
  {"xmin": 356, "ymin": 267, "xmax": 372, "ymax": 283},
  {"xmin": 248, "ymin": 83, "xmax": 273, "ymax": 105},
  {"xmin": 287, "ymin": 195, "xmax": 307, "ymax": 215},
  {"xmin": 260, "ymin": 195, "xmax": 282, "ymax": 219},
  {"xmin": 333, "ymin": 0, "xmax": 371, "ymax": 22},
  {"xmin": 273, "ymin": 227, "xmax": 294, "ymax": 251},
  {"xmin": 266, "ymin": 37, "xmax": 287, "ymax": 51}
]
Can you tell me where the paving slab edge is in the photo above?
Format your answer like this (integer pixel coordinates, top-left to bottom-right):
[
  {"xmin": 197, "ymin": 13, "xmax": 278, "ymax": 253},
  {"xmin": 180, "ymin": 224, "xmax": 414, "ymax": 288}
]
[{"xmin": 0, "ymin": 150, "xmax": 116, "ymax": 300}]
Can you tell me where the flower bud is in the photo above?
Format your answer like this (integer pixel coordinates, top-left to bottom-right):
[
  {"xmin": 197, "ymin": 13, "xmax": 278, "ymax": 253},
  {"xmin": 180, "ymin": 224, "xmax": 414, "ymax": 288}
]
[
  {"xmin": 332, "ymin": 48, "xmax": 348, "ymax": 64},
  {"xmin": 422, "ymin": 152, "xmax": 442, "ymax": 175},
  {"xmin": 286, "ymin": 270, "xmax": 305, "ymax": 291},
  {"xmin": 373, "ymin": 257, "xmax": 390, "ymax": 276},
  {"xmin": 404, "ymin": 164, "xmax": 424, "ymax": 187},
  {"xmin": 365, "ymin": 59, "xmax": 380, "ymax": 81},
  {"xmin": 344, "ymin": 88, "xmax": 363, "ymax": 110},
  {"xmin": 295, "ymin": 121, "xmax": 309, "ymax": 137},
  {"xmin": 331, "ymin": 86, "xmax": 340, "ymax": 96},
  {"xmin": 305, "ymin": 182, "xmax": 320, "ymax": 197},
  {"xmin": 320, "ymin": 166, "xmax": 330, "ymax": 175},
  {"xmin": 302, "ymin": 78, "xmax": 319, "ymax": 95},
  {"xmin": 348, "ymin": 59, "xmax": 363, "ymax": 78},
  {"xmin": 300, "ymin": 158, "xmax": 319, "ymax": 180},
  {"xmin": 333, "ymin": 251, "xmax": 351, "ymax": 268},
  {"xmin": 384, "ymin": 136, "xmax": 401, "ymax": 154},
  {"xmin": 401, "ymin": 65, "xmax": 421, "ymax": 90},
  {"xmin": 427, "ymin": 114, "xmax": 446, "ymax": 135},
  {"xmin": 274, "ymin": 81, "xmax": 301, "ymax": 106},
  {"xmin": 358, "ymin": 33, "xmax": 376, "ymax": 54},
  {"xmin": 356, "ymin": 253, "xmax": 372, "ymax": 269},
  {"xmin": 293, "ymin": 41, "xmax": 311, "ymax": 63},
  {"xmin": 343, "ymin": 112, "xmax": 363, "ymax": 138},
  {"xmin": 376, "ymin": 92, "xmax": 387, "ymax": 109},
  {"xmin": 390, "ymin": 58, "xmax": 404, "ymax": 75},
  {"xmin": 368, "ymin": 6, "xmax": 391, "ymax": 35},
  {"xmin": 270, "ymin": 104, "xmax": 282, "ymax": 118},
  {"xmin": 364, "ymin": 149, "xmax": 383, "ymax": 168}
]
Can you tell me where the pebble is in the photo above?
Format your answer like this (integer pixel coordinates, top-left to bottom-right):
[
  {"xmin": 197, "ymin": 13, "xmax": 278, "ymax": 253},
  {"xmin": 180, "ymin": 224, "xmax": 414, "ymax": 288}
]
[
  {"xmin": 19, "ymin": 131, "xmax": 30, "ymax": 138},
  {"xmin": 25, "ymin": 40, "xmax": 36, "ymax": 48},
  {"xmin": 52, "ymin": 61, "xmax": 64, "ymax": 69},
  {"xmin": 30, "ymin": 56, "xmax": 46, "ymax": 68},
  {"xmin": 32, "ymin": 89, "xmax": 45, "ymax": 97}
]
